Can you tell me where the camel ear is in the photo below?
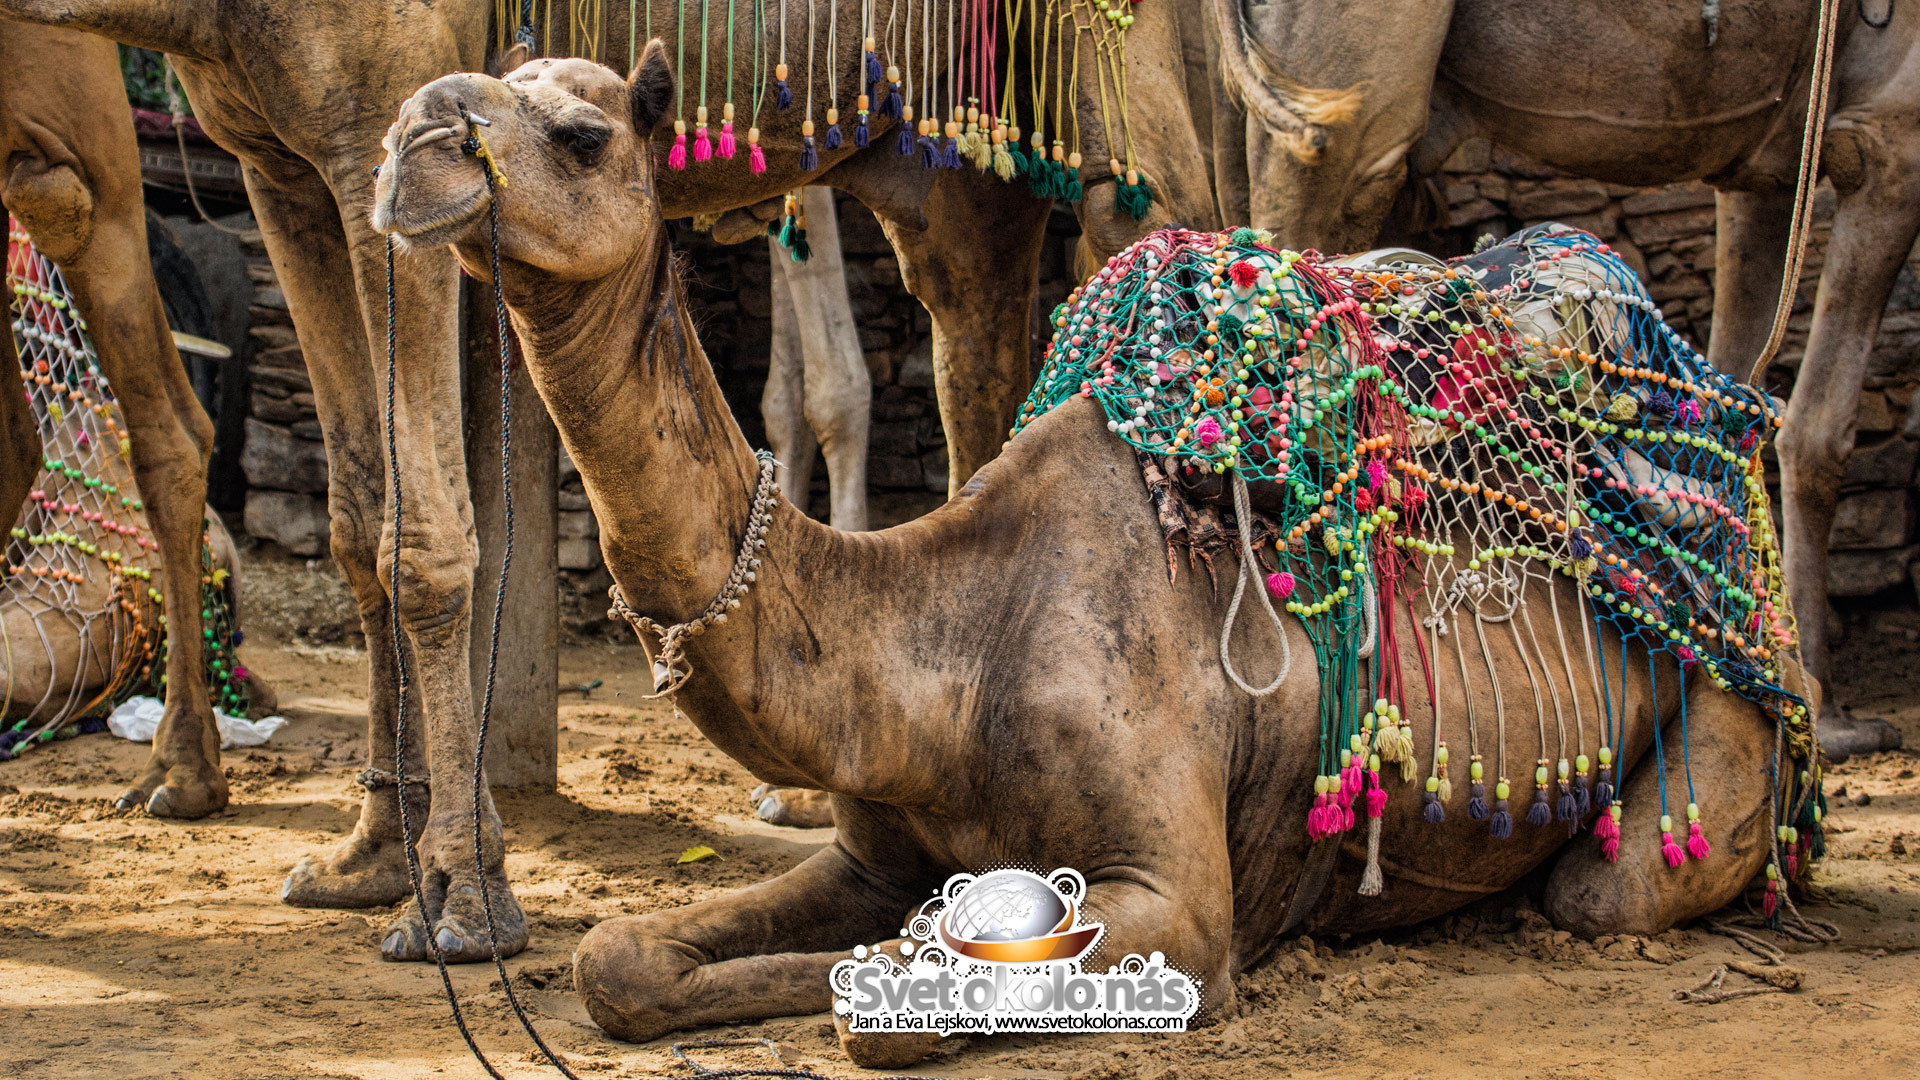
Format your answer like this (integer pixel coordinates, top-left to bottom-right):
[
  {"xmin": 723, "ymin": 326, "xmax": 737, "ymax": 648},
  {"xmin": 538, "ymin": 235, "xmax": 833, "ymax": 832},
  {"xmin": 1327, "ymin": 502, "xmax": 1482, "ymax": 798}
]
[
  {"xmin": 489, "ymin": 40, "xmax": 533, "ymax": 78},
  {"xmin": 628, "ymin": 38, "xmax": 674, "ymax": 133}
]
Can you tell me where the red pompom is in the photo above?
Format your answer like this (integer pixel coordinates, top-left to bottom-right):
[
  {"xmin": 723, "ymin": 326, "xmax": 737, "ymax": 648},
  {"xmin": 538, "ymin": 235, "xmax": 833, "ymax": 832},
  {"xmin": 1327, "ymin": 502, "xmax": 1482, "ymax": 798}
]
[{"xmin": 1228, "ymin": 260, "xmax": 1260, "ymax": 288}]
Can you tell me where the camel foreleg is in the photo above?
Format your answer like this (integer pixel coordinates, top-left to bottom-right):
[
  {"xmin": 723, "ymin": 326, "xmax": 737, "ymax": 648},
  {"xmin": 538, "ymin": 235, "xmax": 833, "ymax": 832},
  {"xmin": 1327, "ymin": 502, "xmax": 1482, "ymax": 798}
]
[
  {"xmin": 1773, "ymin": 141, "xmax": 1920, "ymax": 757},
  {"xmin": 250, "ymin": 159, "xmax": 422, "ymax": 912},
  {"xmin": 574, "ymin": 839, "xmax": 921, "ymax": 1044}
]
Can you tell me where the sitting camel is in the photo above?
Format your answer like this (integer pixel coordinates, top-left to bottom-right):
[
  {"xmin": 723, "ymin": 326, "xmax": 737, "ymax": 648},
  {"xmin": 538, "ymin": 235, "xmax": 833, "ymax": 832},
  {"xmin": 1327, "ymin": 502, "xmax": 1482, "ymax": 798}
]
[
  {"xmin": 375, "ymin": 47, "xmax": 1807, "ymax": 1066},
  {"xmin": 1208, "ymin": 0, "xmax": 1914, "ymax": 758},
  {"xmin": 2, "ymin": 20, "xmax": 229, "ymax": 813}
]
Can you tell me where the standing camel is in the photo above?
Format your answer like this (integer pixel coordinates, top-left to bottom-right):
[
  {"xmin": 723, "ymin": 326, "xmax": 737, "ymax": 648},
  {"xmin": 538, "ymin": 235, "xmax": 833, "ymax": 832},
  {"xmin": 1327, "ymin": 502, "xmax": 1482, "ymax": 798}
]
[
  {"xmin": 375, "ymin": 51, "xmax": 1808, "ymax": 1066},
  {"xmin": 0, "ymin": 0, "xmax": 1210, "ymax": 958},
  {"xmin": 2, "ymin": 19, "xmax": 225, "ymax": 815},
  {"xmin": 1207, "ymin": 0, "xmax": 1911, "ymax": 757},
  {"xmin": 761, "ymin": 187, "xmax": 870, "ymax": 533}
]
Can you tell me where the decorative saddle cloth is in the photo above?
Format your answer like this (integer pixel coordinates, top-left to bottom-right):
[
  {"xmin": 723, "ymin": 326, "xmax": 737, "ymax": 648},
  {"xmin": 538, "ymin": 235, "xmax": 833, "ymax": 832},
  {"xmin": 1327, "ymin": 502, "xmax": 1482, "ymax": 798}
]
[{"xmin": 1014, "ymin": 225, "xmax": 1820, "ymax": 899}]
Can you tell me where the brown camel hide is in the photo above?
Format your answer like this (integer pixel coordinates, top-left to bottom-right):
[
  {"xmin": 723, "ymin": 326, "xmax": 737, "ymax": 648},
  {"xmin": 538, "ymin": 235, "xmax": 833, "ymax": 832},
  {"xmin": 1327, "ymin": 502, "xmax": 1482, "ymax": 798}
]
[
  {"xmin": 374, "ymin": 49, "xmax": 1800, "ymax": 1067},
  {"xmin": 1, "ymin": 19, "xmax": 225, "ymax": 816}
]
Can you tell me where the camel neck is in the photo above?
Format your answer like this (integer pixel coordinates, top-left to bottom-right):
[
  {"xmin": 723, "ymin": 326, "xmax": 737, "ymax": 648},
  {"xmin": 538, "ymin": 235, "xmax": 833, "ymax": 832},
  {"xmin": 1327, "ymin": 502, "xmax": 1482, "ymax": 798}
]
[
  {"xmin": 498, "ymin": 229, "xmax": 767, "ymax": 626},
  {"xmin": 491, "ymin": 223, "xmax": 974, "ymax": 801}
]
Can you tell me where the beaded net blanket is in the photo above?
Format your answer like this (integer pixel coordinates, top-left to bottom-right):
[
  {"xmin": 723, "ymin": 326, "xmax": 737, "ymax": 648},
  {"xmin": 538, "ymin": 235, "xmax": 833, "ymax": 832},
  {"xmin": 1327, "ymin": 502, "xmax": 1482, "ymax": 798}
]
[
  {"xmin": 1014, "ymin": 224, "xmax": 1820, "ymax": 899},
  {"xmin": 2, "ymin": 220, "xmax": 250, "ymax": 760}
]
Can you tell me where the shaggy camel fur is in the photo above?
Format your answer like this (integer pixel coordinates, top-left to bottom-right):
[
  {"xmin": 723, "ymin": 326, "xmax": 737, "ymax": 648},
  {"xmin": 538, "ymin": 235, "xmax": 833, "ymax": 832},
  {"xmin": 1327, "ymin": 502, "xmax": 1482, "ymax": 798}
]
[
  {"xmin": 1208, "ymin": 0, "xmax": 1909, "ymax": 757},
  {"xmin": 374, "ymin": 48, "xmax": 1799, "ymax": 1066},
  {"xmin": 1, "ymin": 20, "xmax": 226, "ymax": 815},
  {"xmin": 0, "ymin": 0, "xmax": 1212, "ymax": 944}
]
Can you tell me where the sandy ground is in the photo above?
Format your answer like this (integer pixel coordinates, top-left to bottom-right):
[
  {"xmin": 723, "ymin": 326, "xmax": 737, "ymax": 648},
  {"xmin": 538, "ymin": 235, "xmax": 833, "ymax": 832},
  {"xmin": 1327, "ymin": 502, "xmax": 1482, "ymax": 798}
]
[{"xmin": 5, "ymin": 588, "xmax": 1920, "ymax": 1078}]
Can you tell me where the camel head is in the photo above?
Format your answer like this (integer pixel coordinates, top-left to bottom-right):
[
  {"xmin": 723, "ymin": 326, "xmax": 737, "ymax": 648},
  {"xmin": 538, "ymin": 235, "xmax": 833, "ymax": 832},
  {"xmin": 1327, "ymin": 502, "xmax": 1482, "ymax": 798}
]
[{"xmin": 372, "ymin": 41, "xmax": 674, "ymax": 281}]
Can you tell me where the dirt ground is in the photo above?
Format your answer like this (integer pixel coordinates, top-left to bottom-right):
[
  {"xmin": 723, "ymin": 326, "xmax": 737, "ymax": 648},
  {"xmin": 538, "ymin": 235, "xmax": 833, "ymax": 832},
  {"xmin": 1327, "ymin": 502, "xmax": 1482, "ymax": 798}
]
[{"xmin": 5, "ymin": 585, "xmax": 1920, "ymax": 1079}]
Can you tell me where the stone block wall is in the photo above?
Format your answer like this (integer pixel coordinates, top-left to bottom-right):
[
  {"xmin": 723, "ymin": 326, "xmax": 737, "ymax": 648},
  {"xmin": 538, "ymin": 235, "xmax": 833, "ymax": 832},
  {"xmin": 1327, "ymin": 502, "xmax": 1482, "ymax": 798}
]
[
  {"xmin": 235, "ymin": 232, "xmax": 331, "ymax": 557},
  {"xmin": 1416, "ymin": 140, "xmax": 1920, "ymax": 605}
]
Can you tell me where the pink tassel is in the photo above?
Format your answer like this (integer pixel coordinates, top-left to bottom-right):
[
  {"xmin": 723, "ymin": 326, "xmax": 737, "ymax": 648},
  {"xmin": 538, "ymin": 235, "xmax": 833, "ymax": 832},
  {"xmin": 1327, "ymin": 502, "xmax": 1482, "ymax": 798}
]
[
  {"xmin": 717, "ymin": 121, "xmax": 737, "ymax": 158},
  {"xmin": 693, "ymin": 125, "xmax": 712, "ymax": 162},
  {"xmin": 1763, "ymin": 882, "xmax": 1779, "ymax": 917},
  {"xmin": 1308, "ymin": 794, "xmax": 1330, "ymax": 839},
  {"xmin": 1602, "ymin": 835, "xmax": 1620, "ymax": 862},
  {"xmin": 1787, "ymin": 851, "xmax": 1798, "ymax": 877},
  {"xmin": 1366, "ymin": 772, "xmax": 1387, "ymax": 818},
  {"xmin": 1661, "ymin": 831, "xmax": 1686, "ymax": 868},
  {"xmin": 1195, "ymin": 417, "xmax": 1223, "ymax": 447},
  {"xmin": 1340, "ymin": 803, "xmax": 1355, "ymax": 832},
  {"xmin": 667, "ymin": 133, "xmax": 688, "ymax": 169},
  {"xmin": 1266, "ymin": 571, "xmax": 1295, "ymax": 599},
  {"xmin": 1340, "ymin": 764, "xmax": 1362, "ymax": 801},
  {"xmin": 748, "ymin": 142, "xmax": 768, "ymax": 174},
  {"xmin": 1686, "ymin": 822, "xmax": 1711, "ymax": 861}
]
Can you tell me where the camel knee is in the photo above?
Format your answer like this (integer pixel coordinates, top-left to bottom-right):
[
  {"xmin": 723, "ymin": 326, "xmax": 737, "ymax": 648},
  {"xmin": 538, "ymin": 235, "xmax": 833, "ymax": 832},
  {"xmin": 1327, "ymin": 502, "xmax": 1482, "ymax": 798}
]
[
  {"xmin": 383, "ymin": 539, "xmax": 474, "ymax": 639},
  {"xmin": 1775, "ymin": 414, "xmax": 1852, "ymax": 494},
  {"xmin": 3, "ymin": 162, "xmax": 94, "ymax": 265},
  {"xmin": 574, "ymin": 915, "xmax": 699, "ymax": 1043}
]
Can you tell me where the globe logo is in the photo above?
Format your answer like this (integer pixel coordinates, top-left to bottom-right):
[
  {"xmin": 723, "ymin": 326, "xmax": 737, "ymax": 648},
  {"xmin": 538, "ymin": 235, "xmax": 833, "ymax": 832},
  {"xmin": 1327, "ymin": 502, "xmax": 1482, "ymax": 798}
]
[{"xmin": 936, "ymin": 869, "xmax": 1103, "ymax": 964}]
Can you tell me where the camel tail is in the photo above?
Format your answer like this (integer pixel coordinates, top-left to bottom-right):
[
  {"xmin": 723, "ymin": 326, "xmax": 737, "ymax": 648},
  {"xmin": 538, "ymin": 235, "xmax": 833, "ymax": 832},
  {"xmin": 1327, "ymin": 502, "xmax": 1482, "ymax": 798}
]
[{"xmin": 1210, "ymin": 0, "xmax": 1365, "ymax": 163}]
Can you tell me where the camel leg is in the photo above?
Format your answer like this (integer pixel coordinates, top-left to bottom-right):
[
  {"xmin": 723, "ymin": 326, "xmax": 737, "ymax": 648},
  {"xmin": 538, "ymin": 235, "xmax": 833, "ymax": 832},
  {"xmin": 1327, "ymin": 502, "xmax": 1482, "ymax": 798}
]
[
  {"xmin": 875, "ymin": 175, "xmax": 1052, "ymax": 495},
  {"xmin": 1544, "ymin": 672, "xmax": 1780, "ymax": 937},
  {"xmin": 573, "ymin": 841, "xmax": 921, "ymax": 1044},
  {"xmin": 1774, "ymin": 167, "xmax": 1920, "ymax": 759},
  {"xmin": 57, "ymin": 205, "xmax": 225, "ymax": 819},
  {"xmin": 253, "ymin": 160, "xmax": 421, "ymax": 910},
  {"xmin": 835, "ymin": 866, "xmax": 1231, "ymax": 1068},
  {"xmin": 2, "ymin": 29, "xmax": 224, "ymax": 818},
  {"xmin": 1701, "ymin": 188, "xmax": 1793, "ymax": 379},
  {"xmin": 761, "ymin": 241, "xmax": 819, "ymax": 514},
  {"xmin": 784, "ymin": 187, "xmax": 870, "ymax": 533}
]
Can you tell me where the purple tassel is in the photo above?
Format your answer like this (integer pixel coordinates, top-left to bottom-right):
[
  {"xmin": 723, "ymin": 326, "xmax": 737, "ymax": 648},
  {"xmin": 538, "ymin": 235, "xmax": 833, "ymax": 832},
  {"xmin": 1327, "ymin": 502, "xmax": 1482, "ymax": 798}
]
[
  {"xmin": 1423, "ymin": 791, "xmax": 1445, "ymax": 823},
  {"xmin": 881, "ymin": 85, "xmax": 903, "ymax": 118},
  {"xmin": 1557, "ymin": 790, "xmax": 1578, "ymax": 822},
  {"xmin": 917, "ymin": 134, "xmax": 939, "ymax": 168},
  {"xmin": 1596, "ymin": 769, "xmax": 1614, "ymax": 808},
  {"xmin": 1527, "ymin": 790, "xmax": 1553, "ymax": 827},
  {"xmin": 1489, "ymin": 802, "xmax": 1513, "ymax": 839},
  {"xmin": 775, "ymin": 79, "xmax": 792, "ymax": 111},
  {"xmin": 866, "ymin": 51, "xmax": 882, "ymax": 88},
  {"xmin": 854, "ymin": 118, "xmax": 869, "ymax": 148},
  {"xmin": 799, "ymin": 135, "xmax": 817, "ymax": 171},
  {"xmin": 823, "ymin": 122, "xmax": 842, "ymax": 150},
  {"xmin": 1575, "ymin": 775, "xmax": 1593, "ymax": 817},
  {"xmin": 1467, "ymin": 782, "xmax": 1489, "ymax": 820},
  {"xmin": 897, "ymin": 123, "xmax": 915, "ymax": 155},
  {"xmin": 942, "ymin": 136, "xmax": 962, "ymax": 168}
]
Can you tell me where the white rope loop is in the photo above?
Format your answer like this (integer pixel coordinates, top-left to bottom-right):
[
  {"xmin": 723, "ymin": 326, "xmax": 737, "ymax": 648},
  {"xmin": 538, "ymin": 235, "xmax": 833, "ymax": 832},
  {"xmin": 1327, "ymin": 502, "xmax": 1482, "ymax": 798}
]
[{"xmin": 1220, "ymin": 473, "xmax": 1292, "ymax": 697}]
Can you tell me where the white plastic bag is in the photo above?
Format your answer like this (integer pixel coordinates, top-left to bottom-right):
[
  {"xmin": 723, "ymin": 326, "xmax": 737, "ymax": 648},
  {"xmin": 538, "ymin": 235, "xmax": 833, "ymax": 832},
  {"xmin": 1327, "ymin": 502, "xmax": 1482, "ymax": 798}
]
[{"xmin": 107, "ymin": 695, "xmax": 289, "ymax": 749}]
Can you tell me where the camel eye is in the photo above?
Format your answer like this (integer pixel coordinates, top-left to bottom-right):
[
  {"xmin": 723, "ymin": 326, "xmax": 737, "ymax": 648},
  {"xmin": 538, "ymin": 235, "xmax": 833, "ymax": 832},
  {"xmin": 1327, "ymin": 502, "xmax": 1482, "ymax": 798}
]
[{"xmin": 554, "ymin": 123, "xmax": 609, "ymax": 161}]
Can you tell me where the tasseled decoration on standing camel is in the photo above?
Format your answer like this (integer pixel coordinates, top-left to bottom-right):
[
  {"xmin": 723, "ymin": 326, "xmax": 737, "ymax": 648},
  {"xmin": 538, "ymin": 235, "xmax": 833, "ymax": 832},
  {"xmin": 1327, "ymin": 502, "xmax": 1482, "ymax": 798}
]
[
  {"xmin": 854, "ymin": 94, "xmax": 871, "ymax": 148},
  {"xmin": 823, "ymin": 107, "xmax": 843, "ymax": 150},
  {"xmin": 775, "ymin": 62, "xmax": 792, "ymax": 111},
  {"xmin": 747, "ymin": 127, "xmax": 766, "ymax": 174},
  {"xmin": 799, "ymin": 120, "xmax": 818, "ymax": 171},
  {"xmin": 693, "ymin": 106, "xmax": 713, "ymax": 162},
  {"xmin": 668, "ymin": 119, "xmax": 689, "ymax": 169},
  {"xmin": 717, "ymin": 104, "xmax": 737, "ymax": 159}
]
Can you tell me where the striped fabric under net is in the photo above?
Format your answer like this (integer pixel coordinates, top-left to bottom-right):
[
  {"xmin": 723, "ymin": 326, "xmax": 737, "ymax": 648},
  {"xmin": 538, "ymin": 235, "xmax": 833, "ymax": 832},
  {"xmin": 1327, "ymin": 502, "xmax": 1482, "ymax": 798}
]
[
  {"xmin": 2, "ymin": 220, "xmax": 249, "ymax": 760},
  {"xmin": 1016, "ymin": 224, "xmax": 1822, "ymax": 899}
]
